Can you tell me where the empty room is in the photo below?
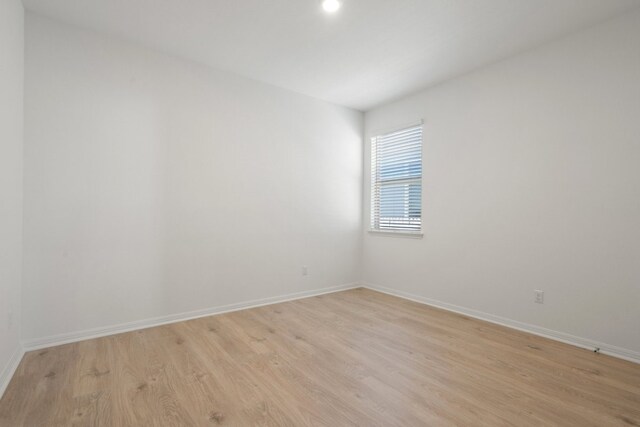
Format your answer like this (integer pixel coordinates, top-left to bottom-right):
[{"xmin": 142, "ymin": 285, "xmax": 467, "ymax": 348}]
[{"xmin": 1, "ymin": 0, "xmax": 639, "ymax": 425}]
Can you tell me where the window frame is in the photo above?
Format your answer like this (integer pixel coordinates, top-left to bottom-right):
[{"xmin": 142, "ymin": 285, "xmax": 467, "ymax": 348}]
[{"xmin": 369, "ymin": 121, "xmax": 424, "ymax": 238}]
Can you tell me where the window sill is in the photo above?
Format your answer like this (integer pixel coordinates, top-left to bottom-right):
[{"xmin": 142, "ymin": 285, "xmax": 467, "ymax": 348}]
[{"xmin": 368, "ymin": 230, "xmax": 423, "ymax": 239}]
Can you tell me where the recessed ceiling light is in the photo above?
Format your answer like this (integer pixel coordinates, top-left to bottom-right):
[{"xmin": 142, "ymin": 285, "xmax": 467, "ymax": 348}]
[{"xmin": 322, "ymin": 0, "xmax": 341, "ymax": 13}]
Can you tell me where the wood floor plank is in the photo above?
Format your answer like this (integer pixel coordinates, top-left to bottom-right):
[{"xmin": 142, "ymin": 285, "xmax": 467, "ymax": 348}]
[{"xmin": 1, "ymin": 288, "xmax": 639, "ymax": 426}]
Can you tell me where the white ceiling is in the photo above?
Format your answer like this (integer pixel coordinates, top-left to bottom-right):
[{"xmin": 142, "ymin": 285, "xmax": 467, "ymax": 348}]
[{"xmin": 22, "ymin": 0, "xmax": 640, "ymax": 111}]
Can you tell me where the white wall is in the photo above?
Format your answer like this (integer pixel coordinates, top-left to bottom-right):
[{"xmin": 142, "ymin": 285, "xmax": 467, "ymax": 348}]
[
  {"xmin": 363, "ymin": 11, "xmax": 640, "ymax": 355},
  {"xmin": 0, "ymin": 0, "xmax": 24, "ymax": 389},
  {"xmin": 23, "ymin": 14, "xmax": 362, "ymax": 343}
]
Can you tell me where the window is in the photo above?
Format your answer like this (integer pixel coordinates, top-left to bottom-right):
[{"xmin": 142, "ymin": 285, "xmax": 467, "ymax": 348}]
[{"xmin": 370, "ymin": 123, "xmax": 423, "ymax": 234}]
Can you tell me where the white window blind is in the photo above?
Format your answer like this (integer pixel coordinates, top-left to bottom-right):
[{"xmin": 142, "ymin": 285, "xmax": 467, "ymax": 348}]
[{"xmin": 371, "ymin": 124, "xmax": 423, "ymax": 233}]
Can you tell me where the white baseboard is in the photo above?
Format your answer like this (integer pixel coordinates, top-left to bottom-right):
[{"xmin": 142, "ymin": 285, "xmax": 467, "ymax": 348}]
[
  {"xmin": 23, "ymin": 283, "xmax": 360, "ymax": 352},
  {"xmin": 362, "ymin": 283, "xmax": 640, "ymax": 364},
  {"xmin": 16, "ymin": 280, "xmax": 638, "ymax": 382},
  {"xmin": 0, "ymin": 345, "xmax": 25, "ymax": 400}
]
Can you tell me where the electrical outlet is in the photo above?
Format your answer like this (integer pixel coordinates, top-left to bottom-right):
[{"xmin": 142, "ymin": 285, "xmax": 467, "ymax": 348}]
[
  {"xmin": 302, "ymin": 266, "xmax": 308, "ymax": 276},
  {"xmin": 534, "ymin": 290, "xmax": 544, "ymax": 304}
]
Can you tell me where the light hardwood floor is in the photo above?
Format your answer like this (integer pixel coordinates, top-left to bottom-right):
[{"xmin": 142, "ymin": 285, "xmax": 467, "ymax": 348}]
[{"xmin": 1, "ymin": 288, "xmax": 639, "ymax": 426}]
